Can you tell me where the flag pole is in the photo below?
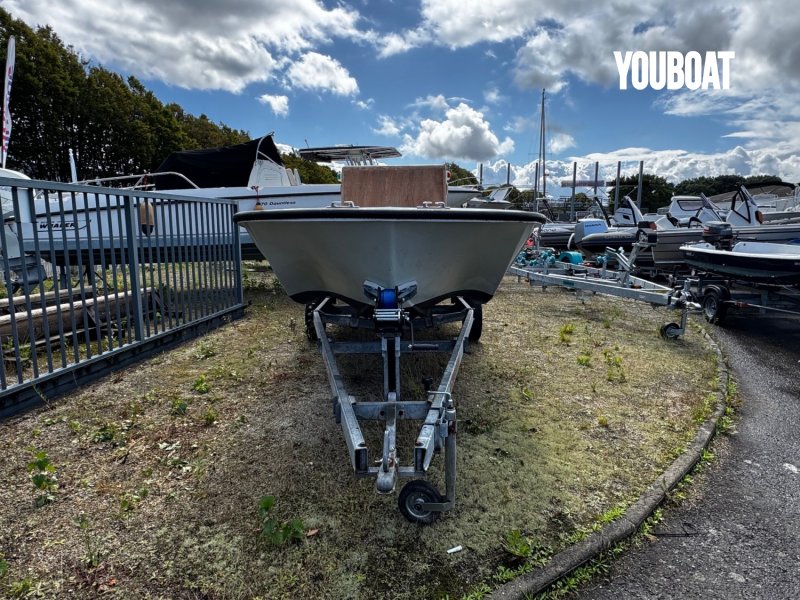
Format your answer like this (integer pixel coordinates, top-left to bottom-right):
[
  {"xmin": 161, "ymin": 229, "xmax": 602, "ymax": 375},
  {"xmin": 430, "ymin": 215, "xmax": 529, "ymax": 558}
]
[{"xmin": 2, "ymin": 35, "xmax": 16, "ymax": 169}]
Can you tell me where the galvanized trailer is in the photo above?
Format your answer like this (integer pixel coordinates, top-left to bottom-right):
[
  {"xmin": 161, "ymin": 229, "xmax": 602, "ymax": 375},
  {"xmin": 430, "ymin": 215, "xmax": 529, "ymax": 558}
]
[
  {"xmin": 308, "ymin": 284, "xmax": 478, "ymax": 524},
  {"xmin": 510, "ymin": 244, "xmax": 699, "ymax": 339}
]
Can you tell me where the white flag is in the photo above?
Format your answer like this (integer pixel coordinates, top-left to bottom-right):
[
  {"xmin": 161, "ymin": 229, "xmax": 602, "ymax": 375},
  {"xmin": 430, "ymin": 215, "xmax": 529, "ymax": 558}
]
[{"xmin": 2, "ymin": 35, "xmax": 15, "ymax": 169}]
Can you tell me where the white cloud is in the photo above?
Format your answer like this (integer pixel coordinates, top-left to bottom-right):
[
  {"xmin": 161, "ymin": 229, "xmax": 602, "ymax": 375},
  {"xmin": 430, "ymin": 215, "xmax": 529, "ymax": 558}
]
[
  {"xmin": 479, "ymin": 145, "xmax": 800, "ymax": 190},
  {"xmin": 373, "ymin": 115, "xmax": 402, "ymax": 136},
  {"xmin": 258, "ymin": 94, "xmax": 289, "ymax": 117},
  {"xmin": 400, "ymin": 102, "xmax": 514, "ymax": 162},
  {"xmin": 4, "ymin": 0, "xmax": 372, "ymax": 93},
  {"xmin": 409, "ymin": 94, "xmax": 451, "ymax": 113},
  {"xmin": 483, "ymin": 87, "xmax": 503, "ymax": 104},
  {"xmin": 353, "ymin": 98, "xmax": 375, "ymax": 110},
  {"xmin": 548, "ymin": 133, "xmax": 576, "ymax": 154},
  {"xmin": 287, "ymin": 52, "xmax": 359, "ymax": 96}
]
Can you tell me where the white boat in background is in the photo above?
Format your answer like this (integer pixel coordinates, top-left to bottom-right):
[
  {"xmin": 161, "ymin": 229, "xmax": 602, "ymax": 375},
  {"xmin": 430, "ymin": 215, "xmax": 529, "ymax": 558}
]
[
  {"xmin": 234, "ymin": 206, "xmax": 542, "ymax": 310},
  {"xmin": 648, "ymin": 185, "xmax": 800, "ymax": 269},
  {"xmin": 681, "ymin": 239, "xmax": 800, "ymax": 285}
]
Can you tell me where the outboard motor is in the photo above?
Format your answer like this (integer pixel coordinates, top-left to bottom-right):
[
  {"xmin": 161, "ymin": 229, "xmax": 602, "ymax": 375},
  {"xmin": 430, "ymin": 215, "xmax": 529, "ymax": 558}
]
[{"xmin": 701, "ymin": 221, "xmax": 733, "ymax": 249}]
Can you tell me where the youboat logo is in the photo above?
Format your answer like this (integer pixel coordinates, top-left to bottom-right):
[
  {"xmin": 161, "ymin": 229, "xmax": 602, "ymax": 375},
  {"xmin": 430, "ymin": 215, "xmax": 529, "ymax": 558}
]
[{"xmin": 614, "ymin": 51, "xmax": 735, "ymax": 91}]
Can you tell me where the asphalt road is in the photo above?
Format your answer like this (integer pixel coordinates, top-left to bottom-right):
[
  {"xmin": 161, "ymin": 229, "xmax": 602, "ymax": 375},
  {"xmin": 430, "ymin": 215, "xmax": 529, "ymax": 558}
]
[{"xmin": 577, "ymin": 314, "xmax": 800, "ymax": 600}]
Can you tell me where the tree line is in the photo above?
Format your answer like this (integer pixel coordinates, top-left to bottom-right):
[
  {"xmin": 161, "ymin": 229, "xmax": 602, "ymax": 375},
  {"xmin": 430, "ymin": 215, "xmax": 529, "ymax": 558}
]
[{"xmin": 0, "ymin": 9, "xmax": 338, "ymax": 184}]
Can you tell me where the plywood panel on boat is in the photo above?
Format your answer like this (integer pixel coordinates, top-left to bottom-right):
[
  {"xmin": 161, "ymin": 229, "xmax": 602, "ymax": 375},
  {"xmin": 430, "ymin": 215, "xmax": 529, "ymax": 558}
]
[{"xmin": 341, "ymin": 165, "xmax": 447, "ymax": 207}]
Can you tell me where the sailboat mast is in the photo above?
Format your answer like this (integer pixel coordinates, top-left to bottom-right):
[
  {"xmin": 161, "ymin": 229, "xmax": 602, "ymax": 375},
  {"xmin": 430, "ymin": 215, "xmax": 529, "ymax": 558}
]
[{"xmin": 538, "ymin": 88, "xmax": 546, "ymax": 198}]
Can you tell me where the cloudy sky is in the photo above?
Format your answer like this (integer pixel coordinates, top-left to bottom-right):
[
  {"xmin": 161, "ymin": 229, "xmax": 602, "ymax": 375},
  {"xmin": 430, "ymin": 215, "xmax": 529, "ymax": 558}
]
[{"xmin": 5, "ymin": 0, "xmax": 800, "ymax": 188}]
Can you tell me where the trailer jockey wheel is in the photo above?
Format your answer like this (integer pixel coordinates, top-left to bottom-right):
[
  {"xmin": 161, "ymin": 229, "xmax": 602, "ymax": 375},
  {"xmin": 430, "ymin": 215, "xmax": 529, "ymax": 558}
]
[
  {"xmin": 467, "ymin": 304, "xmax": 483, "ymax": 342},
  {"xmin": 702, "ymin": 288, "xmax": 729, "ymax": 324},
  {"xmin": 398, "ymin": 480, "xmax": 442, "ymax": 524},
  {"xmin": 659, "ymin": 322, "xmax": 681, "ymax": 339}
]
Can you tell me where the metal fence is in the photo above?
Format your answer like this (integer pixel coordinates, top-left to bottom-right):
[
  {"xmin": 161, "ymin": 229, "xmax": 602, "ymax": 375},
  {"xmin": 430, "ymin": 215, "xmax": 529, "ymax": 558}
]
[{"xmin": 0, "ymin": 176, "xmax": 245, "ymax": 416}]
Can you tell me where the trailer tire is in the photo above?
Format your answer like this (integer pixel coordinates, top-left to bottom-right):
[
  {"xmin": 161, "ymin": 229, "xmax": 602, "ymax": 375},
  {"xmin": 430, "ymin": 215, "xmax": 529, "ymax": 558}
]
[
  {"xmin": 398, "ymin": 480, "xmax": 442, "ymax": 524},
  {"xmin": 702, "ymin": 288, "xmax": 729, "ymax": 324},
  {"xmin": 659, "ymin": 322, "xmax": 681, "ymax": 339},
  {"xmin": 468, "ymin": 304, "xmax": 483, "ymax": 342}
]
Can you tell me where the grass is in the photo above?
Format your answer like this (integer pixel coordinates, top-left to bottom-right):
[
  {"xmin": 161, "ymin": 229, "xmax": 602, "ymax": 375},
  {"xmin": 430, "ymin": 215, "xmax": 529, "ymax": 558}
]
[{"xmin": 0, "ymin": 271, "xmax": 718, "ymax": 599}]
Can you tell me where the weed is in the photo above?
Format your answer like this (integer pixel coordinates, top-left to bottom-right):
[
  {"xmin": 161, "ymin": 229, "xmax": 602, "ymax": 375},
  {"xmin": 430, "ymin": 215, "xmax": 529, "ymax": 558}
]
[
  {"xmin": 577, "ymin": 351, "xmax": 592, "ymax": 367},
  {"xmin": 258, "ymin": 496, "xmax": 305, "ymax": 547},
  {"xmin": 692, "ymin": 392, "xmax": 717, "ymax": 424},
  {"xmin": 603, "ymin": 350, "xmax": 626, "ymax": 383},
  {"xmin": 460, "ymin": 583, "xmax": 492, "ymax": 600},
  {"xmin": 67, "ymin": 419, "xmax": 81, "ymax": 433},
  {"xmin": 0, "ymin": 555, "xmax": 7, "ymax": 578},
  {"xmin": 192, "ymin": 374, "xmax": 210, "ymax": 394},
  {"xmin": 7, "ymin": 577, "xmax": 36, "ymax": 597},
  {"xmin": 75, "ymin": 513, "xmax": 103, "ymax": 568},
  {"xmin": 202, "ymin": 407, "xmax": 218, "ymax": 426},
  {"xmin": 27, "ymin": 449, "xmax": 58, "ymax": 507},
  {"xmin": 558, "ymin": 323, "xmax": 575, "ymax": 344},
  {"xmin": 501, "ymin": 530, "xmax": 551, "ymax": 567},
  {"xmin": 91, "ymin": 422, "xmax": 118, "ymax": 444},
  {"xmin": 596, "ymin": 415, "xmax": 609, "ymax": 428},
  {"xmin": 195, "ymin": 339, "xmax": 217, "ymax": 360},
  {"xmin": 118, "ymin": 487, "xmax": 149, "ymax": 517},
  {"xmin": 170, "ymin": 396, "xmax": 189, "ymax": 416}
]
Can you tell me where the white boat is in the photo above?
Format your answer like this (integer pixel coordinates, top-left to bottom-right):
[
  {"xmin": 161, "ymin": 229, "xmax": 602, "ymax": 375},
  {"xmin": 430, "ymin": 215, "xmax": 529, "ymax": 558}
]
[
  {"xmin": 681, "ymin": 240, "xmax": 800, "ymax": 285},
  {"xmin": 649, "ymin": 186, "xmax": 800, "ymax": 269},
  {"xmin": 234, "ymin": 206, "xmax": 542, "ymax": 309}
]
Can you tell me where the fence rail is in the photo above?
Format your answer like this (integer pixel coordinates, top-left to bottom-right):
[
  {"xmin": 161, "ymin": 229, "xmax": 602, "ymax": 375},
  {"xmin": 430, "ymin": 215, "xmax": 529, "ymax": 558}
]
[{"xmin": 0, "ymin": 176, "xmax": 245, "ymax": 416}]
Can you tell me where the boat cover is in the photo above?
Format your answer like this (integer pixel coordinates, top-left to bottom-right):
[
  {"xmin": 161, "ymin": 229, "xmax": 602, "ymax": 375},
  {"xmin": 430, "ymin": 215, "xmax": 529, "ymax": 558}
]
[{"xmin": 154, "ymin": 135, "xmax": 283, "ymax": 190}]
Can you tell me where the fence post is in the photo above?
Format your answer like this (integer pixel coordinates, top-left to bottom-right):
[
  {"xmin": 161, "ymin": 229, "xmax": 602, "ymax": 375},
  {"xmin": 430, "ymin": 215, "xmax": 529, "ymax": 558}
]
[
  {"xmin": 123, "ymin": 195, "xmax": 144, "ymax": 342},
  {"xmin": 232, "ymin": 203, "xmax": 244, "ymax": 306}
]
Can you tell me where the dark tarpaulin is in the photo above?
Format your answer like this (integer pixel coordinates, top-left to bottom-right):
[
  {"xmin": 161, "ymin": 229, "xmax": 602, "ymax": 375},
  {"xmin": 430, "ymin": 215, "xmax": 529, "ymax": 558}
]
[{"xmin": 153, "ymin": 135, "xmax": 284, "ymax": 190}]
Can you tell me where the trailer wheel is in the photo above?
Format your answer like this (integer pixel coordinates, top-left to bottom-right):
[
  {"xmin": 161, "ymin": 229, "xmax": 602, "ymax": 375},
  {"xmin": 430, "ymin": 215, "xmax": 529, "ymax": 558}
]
[
  {"xmin": 702, "ymin": 289, "xmax": 728, "ymax": 324},
  {"xmin": 468, "ymin": 304, "xmax": 483, "ymax": 342},
  {"xmin": 659, "ymin": 322, "xmax": 681, "ymax": 339},
  {"xmin": 398, "ymin": 480, "xmax": 442, "ymax": 524}
]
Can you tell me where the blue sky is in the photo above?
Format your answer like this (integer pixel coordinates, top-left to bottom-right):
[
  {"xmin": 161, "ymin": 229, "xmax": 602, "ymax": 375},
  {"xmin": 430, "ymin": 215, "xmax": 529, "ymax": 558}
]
[{"xmin": 5, "ymin": 1, "xmax": 800, "ymax": 188}]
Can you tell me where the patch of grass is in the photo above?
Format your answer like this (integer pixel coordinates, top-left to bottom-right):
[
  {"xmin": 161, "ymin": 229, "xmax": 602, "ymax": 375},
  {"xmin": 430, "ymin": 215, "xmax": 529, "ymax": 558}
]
[
  {"xmin": 201, "ymin": 407, "xmax": 218, "ymax": 426},
  {"xmin": 558, "ymin": 323, "xmax": 575, "ymax": 344},
  {"xmin": 576, "ymin": 351, "xmax": 592, "ymax": 367},
  {"xmin": 192, "ymin": 374, "xmax": 210, "ymax": 394},
  {"xmin": 194, "ymin": 339, "xmax": 217, "ymax": 360}
]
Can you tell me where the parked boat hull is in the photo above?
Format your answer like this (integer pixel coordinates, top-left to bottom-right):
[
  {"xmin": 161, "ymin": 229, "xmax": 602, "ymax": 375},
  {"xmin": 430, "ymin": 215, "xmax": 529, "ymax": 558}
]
[
  {"xmin": 681, "ymin": 241, "xmax": 800, "ymax": 284},
  {"xmin": 649, "ymin": 224, "xmax": 800, "ymax": 268},
  {"xmin": 234, "ymin": 207, "xmax": 542, "ymax": 308}
]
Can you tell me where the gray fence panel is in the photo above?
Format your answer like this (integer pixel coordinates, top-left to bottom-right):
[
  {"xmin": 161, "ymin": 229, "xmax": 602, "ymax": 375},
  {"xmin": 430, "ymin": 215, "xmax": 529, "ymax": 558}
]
[{"xmin": 0, "ymin": 176, "xmax": 246, "ymax": 416}]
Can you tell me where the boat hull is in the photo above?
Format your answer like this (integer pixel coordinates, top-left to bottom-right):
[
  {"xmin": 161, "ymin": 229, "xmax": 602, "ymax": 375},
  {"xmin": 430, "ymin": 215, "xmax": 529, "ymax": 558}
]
[
  {"xmin": 649, "ymin": 224, "xmax": 800, "ymax": 268},
  {"xmin": 681, "ymin": 241, "xmax": 800, "ymax": 284},
  {"xmin": 234, "ymin": 207, "xmax": 541, "ymax": 308}
]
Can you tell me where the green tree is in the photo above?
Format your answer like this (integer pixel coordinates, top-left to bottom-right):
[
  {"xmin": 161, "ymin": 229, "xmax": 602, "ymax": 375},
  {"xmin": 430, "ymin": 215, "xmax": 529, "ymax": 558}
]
[
  {"xmin": 445, "ymin": 162, "xmax": 478, "ymax": 185},
  {"xmin": 281, "ymin": 153, "xmax": 338, "ymax": 184},
  {"xmin": 0, "ymin": 7, "xmax": 251, "ymax": 179},
  {"xmin": 606, "ymin": 173, "xmax": 674, "ymax": 213}
]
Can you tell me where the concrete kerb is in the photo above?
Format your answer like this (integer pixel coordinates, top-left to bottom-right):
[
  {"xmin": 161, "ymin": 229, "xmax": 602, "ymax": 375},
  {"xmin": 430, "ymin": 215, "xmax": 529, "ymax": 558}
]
[{"xmin": 489, "ymin": 330, "xmax": 729, "ymax": 599}]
